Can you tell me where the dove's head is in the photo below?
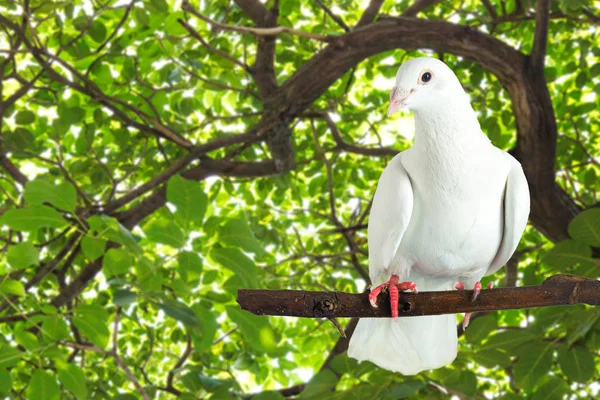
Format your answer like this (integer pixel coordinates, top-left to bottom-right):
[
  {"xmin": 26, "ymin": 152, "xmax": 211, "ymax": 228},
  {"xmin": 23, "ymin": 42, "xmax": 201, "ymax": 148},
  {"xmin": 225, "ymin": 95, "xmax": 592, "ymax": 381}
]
[{"xmin": 387, "ymin": 57, "xmax": 467, "ymax": 116}]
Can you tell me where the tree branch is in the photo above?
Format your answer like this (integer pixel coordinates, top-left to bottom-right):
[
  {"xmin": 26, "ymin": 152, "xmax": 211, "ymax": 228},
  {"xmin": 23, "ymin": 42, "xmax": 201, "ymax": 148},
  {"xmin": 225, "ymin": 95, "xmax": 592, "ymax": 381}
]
[
  {"xmin": 238, "ymin": 274, "xmax": 599, "ymax": 318},
  {"xmin": 308, "ymin": 111, "xmax": 397, "ymax": 157},
  {"xmin": 182, "ymin": 2, "xmax": 332, "ymax": 42},
  {"xmin": 355, "ymin": 0, "xmax": 384, "ymax": 28},
  {"xmin": 0, "ymin": 147, "xmax": 28, "ymax": 186},
  {"xmin": 530, "ymin": 0, "xmax": 550, "ymax": 71},
  {"xmin": 316, "ymin": 0, "xmax": 350, "ymax": 32},
  {"xmin": 233, "ymin": 0, "xmax": 268, "ymax": 24}
]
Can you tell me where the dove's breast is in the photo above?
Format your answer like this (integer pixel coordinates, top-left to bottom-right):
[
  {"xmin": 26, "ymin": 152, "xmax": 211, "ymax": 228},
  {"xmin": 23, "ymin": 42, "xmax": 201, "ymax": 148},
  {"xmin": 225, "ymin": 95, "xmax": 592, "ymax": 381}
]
[{"xmin": 391, "ymin": 146, "xmax": 511, "ymax": 280}]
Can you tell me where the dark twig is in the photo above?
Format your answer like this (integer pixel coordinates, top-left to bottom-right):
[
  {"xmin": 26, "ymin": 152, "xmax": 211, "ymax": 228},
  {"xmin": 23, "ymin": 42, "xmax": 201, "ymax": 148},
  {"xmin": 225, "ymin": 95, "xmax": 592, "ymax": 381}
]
[{"xmin": 315, "ymin": 0, "xmax": 350, "ymax": 32}]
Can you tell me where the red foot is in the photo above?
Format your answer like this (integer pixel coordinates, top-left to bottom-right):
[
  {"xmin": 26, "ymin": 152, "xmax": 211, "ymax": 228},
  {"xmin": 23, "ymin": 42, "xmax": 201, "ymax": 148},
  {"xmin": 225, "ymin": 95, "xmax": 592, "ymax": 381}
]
[
  {"xmin": 369, "ymin": 275, "xmax": 417, "ymax": 321},
  {"xmin": 455, "ymin": 280, "xmax": 494, "ymax": 329}
]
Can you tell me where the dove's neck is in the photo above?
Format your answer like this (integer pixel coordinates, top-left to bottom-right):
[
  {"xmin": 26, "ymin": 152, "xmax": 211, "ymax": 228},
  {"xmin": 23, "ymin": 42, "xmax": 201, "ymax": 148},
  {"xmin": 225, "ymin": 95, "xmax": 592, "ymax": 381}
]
[{"xmin": 411, "ymin": 98, "xmax": 489, "ymax": 155}]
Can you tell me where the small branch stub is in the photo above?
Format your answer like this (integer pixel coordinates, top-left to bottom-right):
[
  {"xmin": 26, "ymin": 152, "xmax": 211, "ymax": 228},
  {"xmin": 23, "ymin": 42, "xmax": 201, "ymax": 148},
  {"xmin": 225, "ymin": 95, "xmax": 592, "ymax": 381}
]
[{"xmin": 237, "ymin": 274, "xmax": 600, "ymax": 318}]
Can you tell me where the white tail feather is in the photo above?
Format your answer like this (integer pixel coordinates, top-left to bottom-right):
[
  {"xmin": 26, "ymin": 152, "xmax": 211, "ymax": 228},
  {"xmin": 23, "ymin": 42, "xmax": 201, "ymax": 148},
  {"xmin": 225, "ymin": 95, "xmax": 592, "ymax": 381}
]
[
  {"xmin": 347, "ymin": 313, "xmax": 457, "ymax": 375},
  {"xmin": 348, "ymin": 276, "xmax": 458, "ymax": 374}
]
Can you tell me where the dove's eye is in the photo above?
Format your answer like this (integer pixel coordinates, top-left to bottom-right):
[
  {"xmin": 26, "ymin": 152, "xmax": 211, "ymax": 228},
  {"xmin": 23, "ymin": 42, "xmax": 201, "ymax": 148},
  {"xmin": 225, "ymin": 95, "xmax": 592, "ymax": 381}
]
[{"xmin": 420, "ymin": 72, "xmax": 432, "ymax": 83}]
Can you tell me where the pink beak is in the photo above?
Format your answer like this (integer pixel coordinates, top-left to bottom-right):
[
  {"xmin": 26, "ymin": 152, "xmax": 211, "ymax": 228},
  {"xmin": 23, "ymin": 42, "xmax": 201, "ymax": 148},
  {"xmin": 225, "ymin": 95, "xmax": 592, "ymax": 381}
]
[{"xmin": 387, "ymin": 87, "xmax": 412, "ymax": 116}]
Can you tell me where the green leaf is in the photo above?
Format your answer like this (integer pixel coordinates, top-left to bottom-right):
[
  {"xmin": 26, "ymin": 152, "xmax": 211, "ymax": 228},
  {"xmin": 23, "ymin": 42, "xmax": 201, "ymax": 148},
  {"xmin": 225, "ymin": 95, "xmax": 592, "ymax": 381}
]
[
  {"xmin": 0, "ymin": 344, "xmax": 21, "ymax": 369},
  {"xmin": 72, "ymin": 315, "xmax": 110, "ymax": 349},
  {"xmin": 177, "ymin": 251, "xmax": 203, "ymax": 282},
  {"xmin": 567, "ymin": 308, "xmax": 600, "ymax": 346},
  {"xmin": 330, "ymin": 353, "xmax": 358, "ymax": 375},
  {"xmin": 531, "ymin": 377, "xmax": 569, "ymax": 400},
  {"xmin": 23, "ymin": 178, "xmax": 77, "ymax": 212},
  {"xmin": 166, "ymin": 175, "xmax": 207, "ymax": 224},
  {"xmin": 190, "ymin": 306, "xmax": 218, "ymax": 353},
  {"xmin": 209, "ymin": 247, "xmax": 260, "ymax": 290},
  {"xmin": 151, "ymin": 0, "xmax": 169, "ymax": 13},
  {"xmin": 42, "ymin": 317, "xmax": 69, "ymax": 342},
  {"xmin": 1, "ymin": 206, "xmax": 68, "ymax": 231},
  {"xmin": 513, "ymin": 342, "xmax": 554, "ymax": 390},
  {"xmin": 445, "ymin": 370, "xmax": 477, "ymax": 397},
  {"xmin": 543, "ymin": 240, "xmax": 595, "ymax": 269},
  {"xmin": 113, "ymin": 289, "xmax": 137, "ymax": 306},
  {"xmin": 218, "ymin": 217, "xmax": 266, "ymax": 255},
  {"xmin": 298, "ymin": 370, "xmax": 338, "ymax": 399},
  {"xmin": 58, "ymin": 364, "xmax": 88, "ymax": 399},
  {"xmin": 134, "ymin": 7, "xmax": 150, "ymax": 26},
  {"xmin": 0, "ymin": 280, "xmax": 25, "ymax": 297},
  {"xmin": 14, "ymin": 330, "xmax": 40, "ymax": 351},
  {"xmin": 568, "ymin": 208, "xmax": 600, "ymax": 247},
  {"xmin": 556, "ymin": 344, "xmax": 595, "ymax": 382},
  {"xmin": 159, "ymin": 299, "xmax": 200, "ymax": 327},
  {"xmin": 481, "ymin": 329, "xmax": 539, "ymax": 351},
  {"xmin": 7, "ymin": 242, "xmax": 39, "ymax": 270},
  {"xmin": 6, "ymin": 128, "xmax": 34, "ymax": 150},
  {"xmin": 81, "ymin": 233, "xmax": 106, "ymax": 261},
  {"xmin": 465, "ymin": 315, "xmax": 497, "ymax": 344},
  {"xmin": 0, "ymin": 368, "xmax": 12, "ymax": 393},
  {"xmin": 102, "ymin": 248, "xmax": 132, "ymax": 278},
  {"xmin": 473, "ymin": 349, "xmax": 512, "ymax": 368},
  {"xmin": 90, "ymin": 20, "xmax": 107, "ymax": 43},
  {"xmin": 226, "ymin": 305, "xmax": 278, "ymax": 354},
  {"xmin": 27, "ymin": 369, "xmax": 60, "ymax": 400},
  {"xmin": 15, "ymin": 110, "xmax": 35, "ymax": 124},
  {"xmin": 144, "ymin": 218, "xmax": 185, "ymax": 248},
  {"xmin": 135, "ymin": 257, "xmax": 162, "ymax": 292}
]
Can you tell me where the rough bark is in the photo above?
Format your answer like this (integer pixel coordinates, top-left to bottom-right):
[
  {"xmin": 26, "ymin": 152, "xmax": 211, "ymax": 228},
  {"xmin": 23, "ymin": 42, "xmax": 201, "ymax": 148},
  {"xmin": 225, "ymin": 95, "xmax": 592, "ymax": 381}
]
[{"xmin": 238, "ymin": 274, "xmax": 600, "ymax": 318}]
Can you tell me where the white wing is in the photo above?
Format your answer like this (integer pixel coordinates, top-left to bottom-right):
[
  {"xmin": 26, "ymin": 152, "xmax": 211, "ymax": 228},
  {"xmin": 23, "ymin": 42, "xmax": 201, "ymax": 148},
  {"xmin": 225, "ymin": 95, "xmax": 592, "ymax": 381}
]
[
  {"xmin": 486, "ymin": 153, "xmax": 530, "ymax": 276},
  {"xmin": 368, "ymin": 153, "xmax": 414, "ymax": 284}
]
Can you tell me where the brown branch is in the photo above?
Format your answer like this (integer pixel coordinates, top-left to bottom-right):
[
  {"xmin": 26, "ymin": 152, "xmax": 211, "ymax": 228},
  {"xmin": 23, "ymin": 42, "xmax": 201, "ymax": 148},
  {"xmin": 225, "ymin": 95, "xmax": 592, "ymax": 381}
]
[
  {"xmin": 165, "ymin": 334, "xmax": 192, "ymax": 394},
  {"xmin": 0, "ymin": 147, "xmax": 28, "ymax": 185},
  {"xmin": 177, "ymin": 19, "xmax": 252, "ymax": 73},
  {"xmin": 103, "ymin": 131, "xmax": 256, "ymax": 214},
  {"xmin": 308, "ymin": 111, "xmax": 397, "ymax": 157},
  {"xmin": 183, "ymin": 2, "xmax": 333, "ymax": 42},
  {"xmin": 481, "ymin": 0, "xmax": 499, "ymax": 20},
  {"xmin": 355, "ymin": 0, "xmax": 384, "ymax": 28},
  {"xmin": 238, "ymin": 274, "xmax": 600, "ymax": 318},
  {"xmin": 94, "ymin": 1, "xmax": 134, "ymax": 54},
  {"xmin": 315, "ymin": 0, "xmax": 350, "ymax": 32},
  {"xmin": 530, "ymin": 0, "xmax": 550, "ymax": 71},
  {"xmin": 233, "ymin": 0, "xmax": 268, "ymax": 24}
]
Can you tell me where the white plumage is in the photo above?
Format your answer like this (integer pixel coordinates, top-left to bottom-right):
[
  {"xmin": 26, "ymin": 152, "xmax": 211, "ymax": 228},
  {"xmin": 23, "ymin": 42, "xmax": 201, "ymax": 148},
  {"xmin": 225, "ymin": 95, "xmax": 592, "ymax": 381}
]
[{"xmin": 347, "ymin": 57, "xmax": 530, "ymax": 375}]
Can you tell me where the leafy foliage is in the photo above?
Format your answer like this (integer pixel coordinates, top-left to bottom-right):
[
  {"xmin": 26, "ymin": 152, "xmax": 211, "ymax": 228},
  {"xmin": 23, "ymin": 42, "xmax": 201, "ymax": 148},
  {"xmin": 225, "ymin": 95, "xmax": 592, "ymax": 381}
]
[{"xmin": 0, "ymin": 0, "xmax": 599, "ymax": 399}]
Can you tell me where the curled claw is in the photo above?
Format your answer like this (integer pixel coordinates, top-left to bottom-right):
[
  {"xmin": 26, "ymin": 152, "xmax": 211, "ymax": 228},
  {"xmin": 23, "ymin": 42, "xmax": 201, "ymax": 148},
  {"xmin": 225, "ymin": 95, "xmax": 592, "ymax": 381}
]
[
  {"xmin": 456, "ymin": 280, "xmax": 495, "ymax": 329},
  {"xmin": 369, "ymin": 285, "xmax": 384, "ymax": 308},
  {"xmin": 368, "ymin": 275, "xmax": 418, "ymax": 321},
  {"xmin": 472, "ymin": 281, "xmax": 493, "ymax": 303},
  {"xmin": 399, "ymin": 281, "xmax": 418, "ymax": 294},
  {"xmin": 472, "ymin": 281, "xmax": 482, "ymax": 303}
]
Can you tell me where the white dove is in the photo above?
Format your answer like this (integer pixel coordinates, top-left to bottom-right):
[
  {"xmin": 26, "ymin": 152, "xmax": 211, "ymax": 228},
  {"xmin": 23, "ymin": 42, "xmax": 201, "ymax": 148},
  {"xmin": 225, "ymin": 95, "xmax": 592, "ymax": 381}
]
[{"xmin": 347, "ymin": 57, "xmax": 530, "ymax": 374}]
